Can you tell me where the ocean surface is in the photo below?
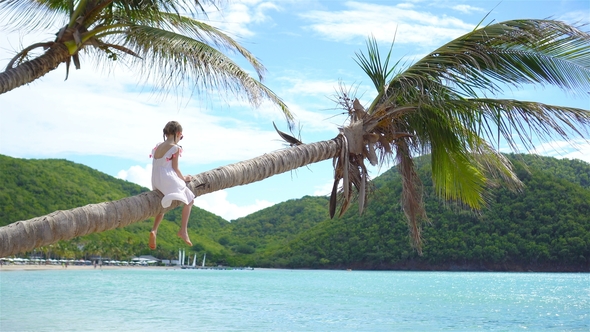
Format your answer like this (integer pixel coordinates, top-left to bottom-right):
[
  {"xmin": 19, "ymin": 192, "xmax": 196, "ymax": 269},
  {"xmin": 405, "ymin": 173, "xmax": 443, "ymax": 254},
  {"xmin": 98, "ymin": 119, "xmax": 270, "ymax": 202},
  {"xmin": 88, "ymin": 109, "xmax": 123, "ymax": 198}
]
[{"xmin": 1, "ymin": 268, "xmax": 588, "ymax": 331}]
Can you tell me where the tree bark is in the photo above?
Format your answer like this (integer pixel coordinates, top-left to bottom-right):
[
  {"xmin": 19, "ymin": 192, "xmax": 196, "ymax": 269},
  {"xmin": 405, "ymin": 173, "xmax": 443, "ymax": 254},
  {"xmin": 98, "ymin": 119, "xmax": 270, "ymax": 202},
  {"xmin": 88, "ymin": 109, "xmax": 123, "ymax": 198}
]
[
  {"xmin": 0, "ymin": 44, "xmax": 70, "ymax": 94},
  {"xmin": 0, "ymin": 139, "xmax": 341, "ymax": 257}
]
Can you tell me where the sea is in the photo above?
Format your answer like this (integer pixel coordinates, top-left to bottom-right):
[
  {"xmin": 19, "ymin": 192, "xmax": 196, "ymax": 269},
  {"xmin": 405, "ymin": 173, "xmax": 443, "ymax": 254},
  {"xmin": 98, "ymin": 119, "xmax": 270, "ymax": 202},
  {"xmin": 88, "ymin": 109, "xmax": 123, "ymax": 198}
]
[{"xmin": 0, "ymin": 268, "xmax": 588, "ymax": 331}]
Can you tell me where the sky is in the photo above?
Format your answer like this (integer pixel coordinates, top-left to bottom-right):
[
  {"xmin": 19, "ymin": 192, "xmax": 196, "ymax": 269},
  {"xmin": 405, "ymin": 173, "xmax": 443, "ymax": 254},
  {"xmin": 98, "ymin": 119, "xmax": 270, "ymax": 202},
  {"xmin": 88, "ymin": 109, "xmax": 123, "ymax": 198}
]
[{"xmin": 1, "ymin": 0, "xmax": 589, "ymax": 221}]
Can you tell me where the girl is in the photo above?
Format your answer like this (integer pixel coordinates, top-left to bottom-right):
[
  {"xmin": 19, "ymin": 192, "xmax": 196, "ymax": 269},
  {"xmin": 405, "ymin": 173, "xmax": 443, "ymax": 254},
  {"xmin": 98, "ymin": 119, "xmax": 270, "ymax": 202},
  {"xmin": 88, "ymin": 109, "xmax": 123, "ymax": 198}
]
[{"xmin": 149, "ymin": 121, "xmax": 195, "ymax": 249}]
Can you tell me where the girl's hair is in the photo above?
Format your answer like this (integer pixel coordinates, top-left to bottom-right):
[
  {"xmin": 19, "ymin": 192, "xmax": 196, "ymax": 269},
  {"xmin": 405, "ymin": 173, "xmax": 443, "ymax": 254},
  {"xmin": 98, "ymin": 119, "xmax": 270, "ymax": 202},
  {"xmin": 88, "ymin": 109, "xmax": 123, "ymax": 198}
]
[{"xmin": 163, "ymin": 121, "xmax": 183, "ymax": 141}]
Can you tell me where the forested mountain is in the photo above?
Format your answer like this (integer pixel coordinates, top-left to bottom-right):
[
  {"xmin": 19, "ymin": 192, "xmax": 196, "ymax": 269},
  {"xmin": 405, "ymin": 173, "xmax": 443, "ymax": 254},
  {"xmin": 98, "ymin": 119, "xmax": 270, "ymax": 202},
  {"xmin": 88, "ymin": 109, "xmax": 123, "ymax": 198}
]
[
  {"xmin": 0, "ymin": 156, "xmax": 146, "ymax": 223},
  {"xmin": 235, "ymin": 154, "xmax": 590, "ymax": 271},
  {"xmin": 219, "ymin": 195, "xmax": 330, "ymax": 265},
  {"xmin": 1, "ymin": 154, "xmax": 589, "ymax": 271}
]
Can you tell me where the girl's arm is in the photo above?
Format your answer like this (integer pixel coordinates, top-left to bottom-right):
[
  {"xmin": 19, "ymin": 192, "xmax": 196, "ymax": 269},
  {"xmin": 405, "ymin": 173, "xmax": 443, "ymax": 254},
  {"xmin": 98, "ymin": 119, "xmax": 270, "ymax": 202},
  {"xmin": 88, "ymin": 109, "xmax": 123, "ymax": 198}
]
[{"xmin": 171, "ymin": 150, "xmax": 192, "ymax": 182}]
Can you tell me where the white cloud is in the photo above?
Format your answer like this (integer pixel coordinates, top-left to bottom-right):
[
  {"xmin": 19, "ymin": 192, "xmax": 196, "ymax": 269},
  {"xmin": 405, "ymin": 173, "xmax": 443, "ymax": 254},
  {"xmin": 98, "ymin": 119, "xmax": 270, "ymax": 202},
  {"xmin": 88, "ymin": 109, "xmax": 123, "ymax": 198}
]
[
  {"xmin": 313, "ymin": 179, "xmax": 334, "ymax": 197},
  {"xmin": 276, "ymin": 77, "xmax": 374, "ymax": 134},
  {"xmin": 300, "ymin": 1, "xmax": 474, "ymax": 46},
  {"xmin": 451, "ymin": 4, "xmax": 485, "ymax": 14},
  {"xmin": 202, "ymin": 0, "xmax": 281, "ymax": 38},
  {"xmin": 559, "ymin": 10, "xmax": 590, "ymax": 25},
  {"xmin": 281, "ymin": 102, "xmax": 344, "ymax": 136},
  {"xmin": 560, "ymin": 149, "xmax": 590, "ymax": 163},
  {"xmin": 194, "ymin": 190, "xmax": 274, "ymax": 220},
  {"xmin": 284, "ymin": 77, "xmax": 340, "ymax": 96},
  {"xmin": 0, "ymin": 59, "xmax": 288, "ymax": 166},
  {"xmin": 397, "ymin": 3, "xmax": 415, "ymax": 10},
  {"xmin": 528, "ymin": 139, "xmax": 590, "ymax": 163},
  {"xmin": 117, "ymin": 164, "xmax": 152, "ymax": 189}
]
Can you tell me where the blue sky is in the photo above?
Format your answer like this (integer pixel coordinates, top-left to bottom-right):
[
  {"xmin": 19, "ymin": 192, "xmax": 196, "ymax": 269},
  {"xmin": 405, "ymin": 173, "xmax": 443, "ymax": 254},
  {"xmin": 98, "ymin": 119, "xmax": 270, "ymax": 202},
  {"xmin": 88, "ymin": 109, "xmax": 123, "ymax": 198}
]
[{"xmin": 1, "ymin": 0, "xmax": 589, "ymax": 221}]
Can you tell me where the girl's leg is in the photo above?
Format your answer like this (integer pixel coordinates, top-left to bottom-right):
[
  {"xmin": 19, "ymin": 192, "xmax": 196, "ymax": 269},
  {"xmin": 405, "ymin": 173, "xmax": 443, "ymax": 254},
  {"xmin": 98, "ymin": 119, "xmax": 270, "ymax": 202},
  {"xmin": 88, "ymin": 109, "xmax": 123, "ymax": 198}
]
[
  {"xmin": 177, "ymin": 201, "xmax": 193, "ymax": 247},
  {"xmin": 149, "ymin": 213, "xmax": 164, "ymax": 250}
]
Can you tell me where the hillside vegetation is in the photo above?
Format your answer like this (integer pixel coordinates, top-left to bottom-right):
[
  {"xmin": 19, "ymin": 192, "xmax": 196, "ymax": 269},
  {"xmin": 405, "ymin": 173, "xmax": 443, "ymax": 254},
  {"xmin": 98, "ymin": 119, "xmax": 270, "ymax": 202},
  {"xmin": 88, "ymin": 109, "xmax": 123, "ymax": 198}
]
[
  {"xmin": 224, "ymin": 154, "xmax": 590, "ymax": 271},
  {"xmin": 1, "ymin": 154, "xmax": 588, "ymax": 271},
  {"xmin": 0, "ymin": 155, "xmax": 231, "ymax": 262}
]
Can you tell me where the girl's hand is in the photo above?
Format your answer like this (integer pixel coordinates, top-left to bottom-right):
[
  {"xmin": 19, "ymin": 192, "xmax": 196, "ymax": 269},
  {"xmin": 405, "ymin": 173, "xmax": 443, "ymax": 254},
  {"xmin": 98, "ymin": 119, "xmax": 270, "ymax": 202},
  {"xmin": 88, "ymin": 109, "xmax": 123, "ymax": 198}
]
[{"xmin": 184, "ymin": 175, "xmax": 193, "ymax": 182}]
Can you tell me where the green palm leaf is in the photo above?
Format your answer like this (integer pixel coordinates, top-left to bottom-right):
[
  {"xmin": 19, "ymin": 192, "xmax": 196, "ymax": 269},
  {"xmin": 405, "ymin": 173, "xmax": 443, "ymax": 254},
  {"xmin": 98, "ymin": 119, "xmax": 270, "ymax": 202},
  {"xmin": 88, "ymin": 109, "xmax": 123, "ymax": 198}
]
[
  {"xmin": 151, "ymin": 12, "xmax": 267, "ymax": 79},
  {"xmin": 390, "ymin": 20, "xmax": 590, "ymax": 99},
  {"xmin": 453, "ymin": 99, "xmax": 590, "ymax": 151},
  {"xmin": 350, "ymin": 19, "xmax": 589, "ymax": 251},
  {"xmin": 117, "ymin": 25, "xmax": 289, "ymax": 117},
  {"xmin": 0, "ymin": 0, "xmax": 292, "ymax": 122}
]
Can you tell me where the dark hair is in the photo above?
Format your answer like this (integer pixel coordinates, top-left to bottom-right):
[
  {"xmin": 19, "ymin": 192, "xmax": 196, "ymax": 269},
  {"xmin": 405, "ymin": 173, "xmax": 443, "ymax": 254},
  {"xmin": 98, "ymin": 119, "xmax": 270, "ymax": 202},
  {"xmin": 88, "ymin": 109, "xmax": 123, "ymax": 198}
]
[{"xmin": 163, "ymin": 121, "xmax": 183, "ymax": 141}]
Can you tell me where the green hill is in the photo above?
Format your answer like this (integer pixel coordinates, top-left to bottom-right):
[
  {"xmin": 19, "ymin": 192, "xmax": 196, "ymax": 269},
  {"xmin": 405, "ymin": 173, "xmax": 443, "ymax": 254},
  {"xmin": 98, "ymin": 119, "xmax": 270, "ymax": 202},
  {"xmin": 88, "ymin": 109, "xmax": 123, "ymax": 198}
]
[
  {"xmin": 0, "ymin": 155, "xmax": 231, "ymax": 262},
  {"xmin": 244, "ymin": 154, "xmax": 590, "ymax": 271},
  {"xmin": 219, "ymin": 195, "xmax": 330, "ymax": 266},
  {"xmin": 1, "ymin": 153, "xmax": 589, "ymax": 271},
  {"xmin": 0, "ymin": 156, "xmax": 146, "ymax": 223}
]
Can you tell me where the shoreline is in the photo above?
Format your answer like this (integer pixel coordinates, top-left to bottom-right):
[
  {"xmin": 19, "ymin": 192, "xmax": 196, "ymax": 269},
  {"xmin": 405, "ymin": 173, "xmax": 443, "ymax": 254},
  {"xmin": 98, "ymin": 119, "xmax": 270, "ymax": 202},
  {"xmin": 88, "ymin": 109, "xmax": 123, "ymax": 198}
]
[
  {"xmin": 2, "ymin": 264, "xmax": 588, "ymax": 273},
  {"xmin": 0, "ymin": 264, "xmax": 180, "ymax": 272}
]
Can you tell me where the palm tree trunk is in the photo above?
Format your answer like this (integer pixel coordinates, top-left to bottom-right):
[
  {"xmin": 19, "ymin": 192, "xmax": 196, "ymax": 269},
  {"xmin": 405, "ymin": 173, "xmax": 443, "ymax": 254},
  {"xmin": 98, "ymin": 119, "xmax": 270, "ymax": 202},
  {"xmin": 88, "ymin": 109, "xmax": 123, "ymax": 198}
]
[
  {"xmin": 0, "ymin": 139, "xmax": 341, "ymax": 257},
  {"xmin": 0, "ymin": 44, "xmax": 70, "ymax": 94}
]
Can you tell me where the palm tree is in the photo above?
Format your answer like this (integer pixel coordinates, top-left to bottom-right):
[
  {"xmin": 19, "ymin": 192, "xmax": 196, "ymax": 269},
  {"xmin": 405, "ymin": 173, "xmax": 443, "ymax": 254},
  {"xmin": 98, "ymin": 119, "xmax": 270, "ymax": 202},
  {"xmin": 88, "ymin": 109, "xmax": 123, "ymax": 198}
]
[
  {"xmin": 0, "ymin": 0, "xmax": 291, "ymax": 119},
  {"xmin": 1, "ymin": 19, "xmax": 588, "ymax": 257}
]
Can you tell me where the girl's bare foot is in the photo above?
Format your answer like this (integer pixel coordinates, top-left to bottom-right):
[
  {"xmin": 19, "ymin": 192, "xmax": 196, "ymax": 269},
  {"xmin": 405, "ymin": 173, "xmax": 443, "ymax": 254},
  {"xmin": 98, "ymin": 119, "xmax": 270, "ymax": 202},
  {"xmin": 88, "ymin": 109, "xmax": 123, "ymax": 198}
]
[
  {"xmin": 177, "ymin": 231, "xmax": 193, "ymax": 247},
  {"xmin": 149, "ymin": 231, "xmax": 157, "ymax": 250}
]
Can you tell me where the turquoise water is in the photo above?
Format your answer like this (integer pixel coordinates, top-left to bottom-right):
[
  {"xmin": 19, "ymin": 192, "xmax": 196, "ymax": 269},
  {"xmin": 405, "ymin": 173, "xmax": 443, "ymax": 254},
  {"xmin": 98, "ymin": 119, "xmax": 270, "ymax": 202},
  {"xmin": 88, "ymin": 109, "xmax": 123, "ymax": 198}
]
[{"xmin": 1, "ymin": 269, "xmax": 588, "ymax": 331}]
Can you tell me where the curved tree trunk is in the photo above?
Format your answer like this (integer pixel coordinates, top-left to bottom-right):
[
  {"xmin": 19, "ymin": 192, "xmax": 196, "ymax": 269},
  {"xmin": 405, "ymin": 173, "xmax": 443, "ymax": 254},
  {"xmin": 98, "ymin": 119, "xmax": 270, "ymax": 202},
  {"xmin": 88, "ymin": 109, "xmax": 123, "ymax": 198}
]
[
  {"xmin": 0, "ymin": 44, "xmax": 70, "ymax": 94},
  {"xmin": 0, "ymin": 139, "xmax": 341, "ymax": 257}
]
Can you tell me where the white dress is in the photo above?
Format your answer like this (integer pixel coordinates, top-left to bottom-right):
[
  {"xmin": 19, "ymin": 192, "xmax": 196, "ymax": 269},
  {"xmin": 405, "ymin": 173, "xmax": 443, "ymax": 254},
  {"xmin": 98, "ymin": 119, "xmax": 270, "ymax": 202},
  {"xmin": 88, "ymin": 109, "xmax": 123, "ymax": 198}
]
[{"xmin": 151, "ymin": 144, "xmax": 195, "ymax": 208}]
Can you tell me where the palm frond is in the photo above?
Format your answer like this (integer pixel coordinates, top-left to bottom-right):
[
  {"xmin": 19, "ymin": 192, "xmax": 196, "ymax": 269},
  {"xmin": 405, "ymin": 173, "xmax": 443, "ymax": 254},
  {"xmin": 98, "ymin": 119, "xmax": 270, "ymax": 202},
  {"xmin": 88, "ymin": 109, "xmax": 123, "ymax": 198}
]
[
  {"xmin": 111, "ymin": 0, "xmax": 218, "ymax": 19},
  {"xmin": 0, "ymin": 0, "xmax": 66, "ymax": 31},
  {"xmin": 115, "ymin": 25, "xmax": 292, "ymax": 121},
  {"xmin": 389, "ymin": 20, "xmax": 590, "ymax": 100},
  {"xmin": 451, "ymin": 99, "xmax": 590, "ymax": 152},
  {"xmin": 151, "ymin": 12, "xmax": 267, "ymax": 80},
  {"xmin": 469, "ymin": 141, "xmax": 523, "ymax": 192},
  {"xmin": 1, "ymin": 0, "xmax": 290, "ymax": 117},
  {"xmin": 381, "ymin": 19, "xmax": 590, "ymax": 209},
  {"xmin": 354, "ymin": 34, "xmax": 405, "ymax": 114},
  {"xmin": 348, "ymin": 19, "xmax": 589, "ymax": 252},
  {"xmin": 408, "ymin": 104, "xmax": 489, "ymax": 208},
  {"xmin": 354, "ymin": 35, "xmax": 397, "ymax": 93}
]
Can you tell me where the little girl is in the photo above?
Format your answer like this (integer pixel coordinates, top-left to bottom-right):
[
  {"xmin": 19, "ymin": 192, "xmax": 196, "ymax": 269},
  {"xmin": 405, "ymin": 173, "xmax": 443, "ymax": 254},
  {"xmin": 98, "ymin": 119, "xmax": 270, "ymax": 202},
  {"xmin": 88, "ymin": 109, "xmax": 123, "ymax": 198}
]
[{"xmin": 149, "ymin": 121, "xmax": 195, "ymax": 249}]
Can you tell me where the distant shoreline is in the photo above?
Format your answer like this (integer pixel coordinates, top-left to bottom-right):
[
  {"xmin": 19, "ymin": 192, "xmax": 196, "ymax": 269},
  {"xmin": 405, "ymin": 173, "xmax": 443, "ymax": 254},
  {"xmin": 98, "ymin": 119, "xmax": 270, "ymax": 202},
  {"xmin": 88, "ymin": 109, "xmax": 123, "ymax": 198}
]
[
  {"xmin": 2, "ymin": 264, "xmax": 587, "ymax": 273},
  {"xmin": 0, "ymin": 264, "xmax": 179, "ymax": 272},
  {"xmin": 0, "ymin": 264, "xmax": 263, "ymax": 272}
]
